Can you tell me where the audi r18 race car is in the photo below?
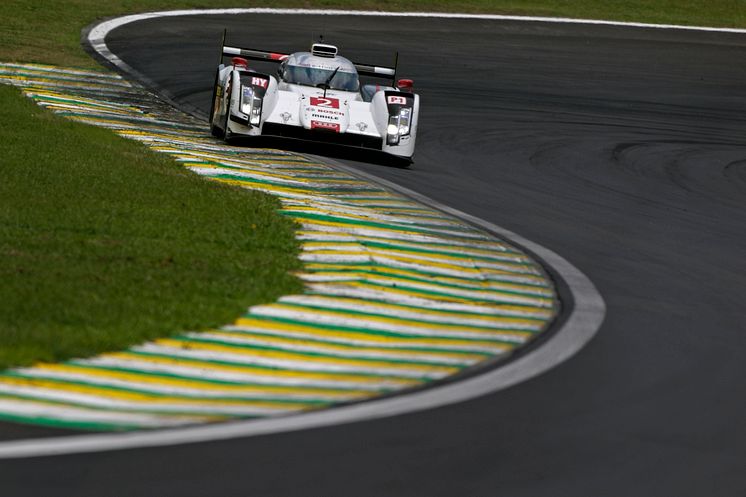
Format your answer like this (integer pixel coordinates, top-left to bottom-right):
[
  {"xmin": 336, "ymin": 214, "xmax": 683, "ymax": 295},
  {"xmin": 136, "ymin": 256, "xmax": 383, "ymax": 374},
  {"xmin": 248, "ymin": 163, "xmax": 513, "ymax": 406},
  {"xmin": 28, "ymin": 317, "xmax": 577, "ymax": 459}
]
[{"xmin": 209, "ymin": 38, "xmax": 420, "ymax": 161}]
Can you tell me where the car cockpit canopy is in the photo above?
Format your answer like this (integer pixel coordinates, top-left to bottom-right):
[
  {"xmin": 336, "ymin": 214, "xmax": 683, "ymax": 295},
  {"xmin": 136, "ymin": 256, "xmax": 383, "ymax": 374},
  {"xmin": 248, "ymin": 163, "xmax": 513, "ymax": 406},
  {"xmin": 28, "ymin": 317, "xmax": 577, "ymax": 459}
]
[{"xmin": 281, "ymin": 45, "xmax": 360, "ymax": 92}]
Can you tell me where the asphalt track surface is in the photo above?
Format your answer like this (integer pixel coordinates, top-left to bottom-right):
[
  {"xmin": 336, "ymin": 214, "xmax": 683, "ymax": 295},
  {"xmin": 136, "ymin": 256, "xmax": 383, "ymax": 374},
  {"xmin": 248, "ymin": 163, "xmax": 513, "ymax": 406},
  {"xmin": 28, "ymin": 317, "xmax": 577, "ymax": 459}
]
[{"xmin": 2, "ymin": 13, "xmax": 746, "ymax": 497}]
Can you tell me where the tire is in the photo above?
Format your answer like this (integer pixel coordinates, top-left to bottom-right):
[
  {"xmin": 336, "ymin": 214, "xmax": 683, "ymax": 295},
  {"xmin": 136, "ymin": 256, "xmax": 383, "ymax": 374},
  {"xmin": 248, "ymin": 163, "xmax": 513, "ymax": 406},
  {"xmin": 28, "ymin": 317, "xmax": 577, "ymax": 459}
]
[
  {"xmin": 210, "ymin": 122, "xmax": 222, "ymax": 138},
  {"xmin": 209, "ymin": 71, "xmax": 222, "ymax": 137},
  {"xmin": 220, "ymin": 89, "xmax": 232, "ymax": 142}
]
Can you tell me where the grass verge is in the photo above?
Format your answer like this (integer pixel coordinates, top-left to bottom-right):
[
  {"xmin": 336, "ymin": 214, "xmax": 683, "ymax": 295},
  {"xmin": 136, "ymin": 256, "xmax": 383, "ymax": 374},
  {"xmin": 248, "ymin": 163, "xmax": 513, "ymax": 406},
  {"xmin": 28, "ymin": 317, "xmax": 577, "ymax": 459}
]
[
  {"xmin": 0, "ymin": 84, "xmax": 301, "ymax": 369},
  {"xmin": 1, "ymin": 0, "xmax": 744, "ymax": 68}
]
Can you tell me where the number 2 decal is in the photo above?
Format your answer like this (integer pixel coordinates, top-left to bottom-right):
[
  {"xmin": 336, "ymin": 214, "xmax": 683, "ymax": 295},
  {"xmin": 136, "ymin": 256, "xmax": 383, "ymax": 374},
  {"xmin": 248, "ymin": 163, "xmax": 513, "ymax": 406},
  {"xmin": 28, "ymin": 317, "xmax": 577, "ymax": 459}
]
[{"xmin": 310, "ymin": 97, "xmax": 340, "ymax": 109}]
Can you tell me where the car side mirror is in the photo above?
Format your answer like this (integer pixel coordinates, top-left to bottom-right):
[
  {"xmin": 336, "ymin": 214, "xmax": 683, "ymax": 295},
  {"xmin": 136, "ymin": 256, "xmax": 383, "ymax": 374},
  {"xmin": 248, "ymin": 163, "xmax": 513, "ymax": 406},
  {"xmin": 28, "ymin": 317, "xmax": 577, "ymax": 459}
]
[
  {"xmin": 397, "ymin": 78, "xmax": 414, "ymax": 90},
  {"xmin": 232, "ymin": 57, "xmax": 249, "ymax": 68}
]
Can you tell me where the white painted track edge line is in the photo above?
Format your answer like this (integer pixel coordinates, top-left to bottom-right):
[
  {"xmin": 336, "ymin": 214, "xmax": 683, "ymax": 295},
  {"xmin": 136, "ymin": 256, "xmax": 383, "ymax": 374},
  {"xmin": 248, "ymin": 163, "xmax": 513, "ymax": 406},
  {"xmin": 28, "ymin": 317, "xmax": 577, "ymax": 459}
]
[
  {"xmin": 84, "ymin": 8, "xmax": 746, "ymax": 35},
  {"xmin": 0, "ymin": 9, "xmax": 605, "ymax": 459}
]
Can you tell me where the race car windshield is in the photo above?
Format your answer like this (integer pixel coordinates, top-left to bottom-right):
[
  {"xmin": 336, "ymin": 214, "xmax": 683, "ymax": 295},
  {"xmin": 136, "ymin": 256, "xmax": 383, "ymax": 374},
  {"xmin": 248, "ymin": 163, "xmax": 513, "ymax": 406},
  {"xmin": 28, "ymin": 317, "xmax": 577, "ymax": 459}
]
[{"xmin": 285, "ymin": 65, "xmax": 359, "ymax": 91}]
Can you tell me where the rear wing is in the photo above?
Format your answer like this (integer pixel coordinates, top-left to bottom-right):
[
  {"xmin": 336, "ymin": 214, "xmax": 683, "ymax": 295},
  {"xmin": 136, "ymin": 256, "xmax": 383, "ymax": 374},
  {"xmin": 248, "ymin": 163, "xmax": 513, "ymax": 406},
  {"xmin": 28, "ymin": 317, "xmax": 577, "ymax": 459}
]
[
  {"xmin": 222, "ymin": 45, "xmax": 290, "ymax": 63},
  {"xmin": 355, "ymin": 57, "xmax": 398, "ymax": 81},
  {"xmin": 218, "ymin": 31, "xmax": 398, "ymax": 83}
]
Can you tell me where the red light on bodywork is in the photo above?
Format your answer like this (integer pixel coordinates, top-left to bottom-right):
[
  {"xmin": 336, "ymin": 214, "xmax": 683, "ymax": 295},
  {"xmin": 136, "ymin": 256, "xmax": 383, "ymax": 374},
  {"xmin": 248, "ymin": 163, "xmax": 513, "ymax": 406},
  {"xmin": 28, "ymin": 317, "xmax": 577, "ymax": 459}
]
[
  {"xmin": 397, "ymin": 79, "xmax": 414, "ymax": 89},
  {"xmin": 232, "ymin": 57, "xmax": 249, "ymax": 68},
  {"xmin": 311, "ymin": 121, "xmax": 340, "ymax": 133}
]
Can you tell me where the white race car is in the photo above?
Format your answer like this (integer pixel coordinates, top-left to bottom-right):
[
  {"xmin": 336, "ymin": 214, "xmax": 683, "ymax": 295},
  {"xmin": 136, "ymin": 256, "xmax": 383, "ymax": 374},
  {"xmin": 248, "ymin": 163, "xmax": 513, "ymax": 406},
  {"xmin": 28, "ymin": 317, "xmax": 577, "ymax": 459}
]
[{"xmin": 209, "ymin": 38, "xmax": 420, "ymax": 161}]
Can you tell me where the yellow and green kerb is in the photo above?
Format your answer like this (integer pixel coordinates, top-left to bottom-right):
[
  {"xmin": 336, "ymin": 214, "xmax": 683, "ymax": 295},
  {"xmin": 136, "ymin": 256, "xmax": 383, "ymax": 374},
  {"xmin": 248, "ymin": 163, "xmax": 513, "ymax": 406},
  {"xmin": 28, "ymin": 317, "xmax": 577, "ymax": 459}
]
[{"xmin": 0, "ymin": 62, "xmax": 559, "ymax": 431}]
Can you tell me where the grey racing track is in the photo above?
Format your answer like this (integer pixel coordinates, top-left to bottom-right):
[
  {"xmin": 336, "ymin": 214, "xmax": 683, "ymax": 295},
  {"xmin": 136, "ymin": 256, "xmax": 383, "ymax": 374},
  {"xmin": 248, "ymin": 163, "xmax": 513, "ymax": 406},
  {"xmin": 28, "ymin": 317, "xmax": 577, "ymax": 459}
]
[{"xmin": 2, "ymin": 13, "xmax": 745, "ymax": 496}]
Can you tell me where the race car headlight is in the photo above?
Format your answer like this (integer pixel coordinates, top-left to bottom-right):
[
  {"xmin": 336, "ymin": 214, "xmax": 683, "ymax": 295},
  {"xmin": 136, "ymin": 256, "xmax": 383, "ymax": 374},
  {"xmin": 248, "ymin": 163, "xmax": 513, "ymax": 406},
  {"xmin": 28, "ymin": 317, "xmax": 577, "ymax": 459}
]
[
  {"xmin": 386, "ymin": 107, "xmax": 412, "ymax": 145},
  {"xmin": 240, "ymin": 85, "xmax": 263, "ymax": 126},
  {"xmin": 398, "ymin": 108, "xmax": 411, "ymax": 136}
]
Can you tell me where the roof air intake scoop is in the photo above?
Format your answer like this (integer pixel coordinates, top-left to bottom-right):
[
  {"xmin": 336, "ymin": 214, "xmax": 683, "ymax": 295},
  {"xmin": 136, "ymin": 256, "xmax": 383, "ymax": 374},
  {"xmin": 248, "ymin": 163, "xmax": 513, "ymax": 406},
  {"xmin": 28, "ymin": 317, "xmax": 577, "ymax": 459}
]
[{"xmin": 311, "ymin": 43, "xmax": 338, "ymax": 58}]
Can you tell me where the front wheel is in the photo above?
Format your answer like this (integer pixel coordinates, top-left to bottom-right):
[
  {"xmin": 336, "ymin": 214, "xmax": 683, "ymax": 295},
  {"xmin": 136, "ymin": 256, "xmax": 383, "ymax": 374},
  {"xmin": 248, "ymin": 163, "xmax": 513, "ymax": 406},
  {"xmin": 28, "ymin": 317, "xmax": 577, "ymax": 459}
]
[
  {"xmin": 215, "ymin": 88, "xmax": 232, "ymax": 141},
  {"xmin": 209, "ymin": 71, "xmax": 222, "ymax": 138},
  {"xmin": 210, "ymin": 122, "xmax": 222, "ymax": 138}
]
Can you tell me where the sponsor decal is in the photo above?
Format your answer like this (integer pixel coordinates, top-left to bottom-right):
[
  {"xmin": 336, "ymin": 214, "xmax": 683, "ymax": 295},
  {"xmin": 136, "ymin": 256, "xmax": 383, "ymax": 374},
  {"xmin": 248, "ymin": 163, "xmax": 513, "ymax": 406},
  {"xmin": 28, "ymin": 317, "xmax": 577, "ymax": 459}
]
[
  {"xmin": 310, "ymin": 97, "xmax": 340, "ymax": 109},
  {"xmin": 387, "ymin": 95, "xmax": 408, "ymax": 105},
  {"xmin": 251, "ymin": 77, "xmax": 268, "ymax": 88},
  {"xmin": 311, "ymin": 120, "xmax": 340, "ymax": 132},
  {"xmin": 308, "ymin": 107, "xmax": 343, "ymax": 117},
  {"xmin": 311, "ymin": 113, "xmax": 340, "ymax": 121}
]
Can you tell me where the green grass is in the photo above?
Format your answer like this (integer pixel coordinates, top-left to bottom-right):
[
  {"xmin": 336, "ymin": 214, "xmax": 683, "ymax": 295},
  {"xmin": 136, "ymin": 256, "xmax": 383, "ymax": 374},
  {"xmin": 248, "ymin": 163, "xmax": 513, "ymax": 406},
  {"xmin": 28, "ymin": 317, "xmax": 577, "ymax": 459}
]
[
  {"xmin": 0, "ymin": 85, "xmax": 301, "ymax": 369},
  {"xmin": 1, "ymin": 0, "xmax": 744, "ymax": 69}
]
